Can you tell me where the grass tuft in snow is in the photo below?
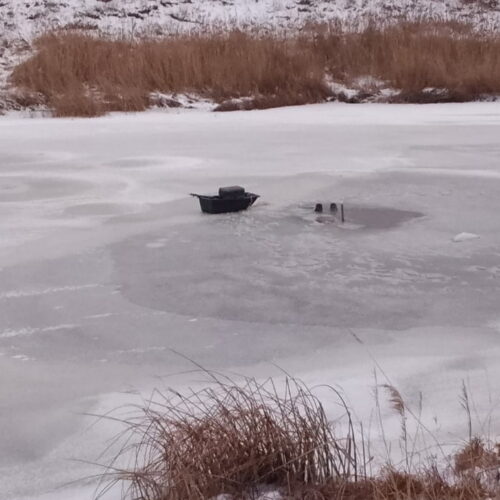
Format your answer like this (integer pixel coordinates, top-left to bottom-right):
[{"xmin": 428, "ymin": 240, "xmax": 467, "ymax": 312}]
[
  {"xmin": 96, "ymin": 373, "xmax": 358, "ymax": 500},
  {"xmin": 93, "ymin": 371, "xmax": 500, "ymax": 500}
]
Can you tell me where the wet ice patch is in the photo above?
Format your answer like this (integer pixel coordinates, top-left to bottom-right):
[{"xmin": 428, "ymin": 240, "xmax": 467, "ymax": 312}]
[
  {"xmin": 112, "ymin": 205, "xmax": 439, "ymax": 329},
  {"xmin": 102, "ymin": 155, "xmax": 206, "ymax": 171},
  {"xmin": 0, "ymin": 175, "xmax": 92, "ymax": 202},
  {"xmin": 64, "ymin": 202, "xmax": 139, "ymax": 217},
  {"xmin": 299, "ymin": 203, "xmax": 423, "ymax": 230},
  {"xmin": 343, "ymin": 205, "xmax": 423, "ymax": 229}
]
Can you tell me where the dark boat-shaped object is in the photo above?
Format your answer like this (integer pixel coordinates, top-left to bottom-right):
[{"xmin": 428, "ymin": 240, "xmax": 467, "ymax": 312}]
[{"xmin": 191, "ymin": 186, "xmax": 259, "ymax": 214}]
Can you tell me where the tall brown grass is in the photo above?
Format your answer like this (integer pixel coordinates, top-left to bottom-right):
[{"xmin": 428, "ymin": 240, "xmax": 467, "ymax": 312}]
[
  {"xmin": 10, "ymin": 22, "xmax": 500, "ymax": 117},
  {"xmin": 96, "ymin": 376, "xmax": 359, "ymax": 500},
  {"xmin": 93, "ymin": 372, "xmax": 500, "ymax": 500}
]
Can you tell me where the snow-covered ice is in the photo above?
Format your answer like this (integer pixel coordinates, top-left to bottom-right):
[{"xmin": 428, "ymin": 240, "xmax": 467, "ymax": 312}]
[
  {"xmin": 2, "ymin": 102, "xmax": 500, "ymax": 499},
  {"xmin": 453, "ymin": 231, "xmax": 480, "ymax": 242}
]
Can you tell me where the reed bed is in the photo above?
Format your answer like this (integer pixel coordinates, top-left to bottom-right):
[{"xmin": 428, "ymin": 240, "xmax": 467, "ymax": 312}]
[
  {"xmin": 10, "ymin": 21, "xmax": 500, "ymax": 116},
  {"xmin": 96, "ymin": 375, "xmax": 359, "ymax": 500},
  {"xmin": 94, "ymin": 372, "xmax": 500, "ymax": 500}
]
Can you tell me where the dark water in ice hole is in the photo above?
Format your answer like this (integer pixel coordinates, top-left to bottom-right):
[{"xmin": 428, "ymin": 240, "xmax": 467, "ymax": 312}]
[{"xmin": 300, "ymin": 203, "xmax": 424, "ymax": 229}]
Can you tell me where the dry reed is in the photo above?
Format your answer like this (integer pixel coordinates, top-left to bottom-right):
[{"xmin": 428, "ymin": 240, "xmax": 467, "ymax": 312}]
[
  {"xmin": 93, "ymin": 373, "xmax": 500, "ymax": 500},
  {"xmin": 10, "ymin": 21, "xmax": 500, "ymax": 117},
  {"xmin": 96, "ymin": 374, "xmax": 359, "ymax": 500}
]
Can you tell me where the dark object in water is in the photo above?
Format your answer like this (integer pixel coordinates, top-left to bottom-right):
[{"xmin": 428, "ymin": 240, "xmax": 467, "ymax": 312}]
[
  {"xmin": 314, "ymin": 201, "xmax": 345, "ymax": 222},
  {"xmin": 191, "ymin": 187, "xmax": 259, "ymax": 214}
]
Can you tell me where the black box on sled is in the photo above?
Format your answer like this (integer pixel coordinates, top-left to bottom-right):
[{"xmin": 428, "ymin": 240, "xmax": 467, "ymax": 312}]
[{"xmin": 218, "ymin": 186, "xmax": 246, "ymax": 199}]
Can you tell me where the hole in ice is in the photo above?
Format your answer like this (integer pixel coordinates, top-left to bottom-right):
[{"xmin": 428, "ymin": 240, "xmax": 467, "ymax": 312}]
[{"xmin": 299, "ymin": 203, "xmax": 423, "ymax": 230}]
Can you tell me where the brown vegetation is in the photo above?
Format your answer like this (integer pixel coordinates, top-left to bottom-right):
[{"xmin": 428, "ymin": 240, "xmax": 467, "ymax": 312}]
[
  {"xmin": 10, "ymin": 22, "xmax": 500, "ymax": 116},
  {"xmin": 95, "ymin": 373, "xmax": 500, "ymax": 500},
  {"xmin": 455, "ymin": 437, "xmax": 499, "ymax": 474},
  {"xmin": 97, "ymin": 377, "xmax": 358, "ymax": 500}
]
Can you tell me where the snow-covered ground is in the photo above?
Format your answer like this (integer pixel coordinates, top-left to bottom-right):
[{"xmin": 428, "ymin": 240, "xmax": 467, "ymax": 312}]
[
  {"xmin": 1, "ymin": 102, "xmax": 500, "ymax": 499},
  {"xmin": 1, "ymin": 0, "xmax": 499, "ymax": 39},
  {"xmin": 2, "ymin": 0, "xmax": 500, "ymax": 42}
]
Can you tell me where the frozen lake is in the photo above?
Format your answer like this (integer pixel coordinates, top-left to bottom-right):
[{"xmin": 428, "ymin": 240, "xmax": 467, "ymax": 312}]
[{"xmin": 1, "ymin": 103, "xmax": 500, "ymax": 499}]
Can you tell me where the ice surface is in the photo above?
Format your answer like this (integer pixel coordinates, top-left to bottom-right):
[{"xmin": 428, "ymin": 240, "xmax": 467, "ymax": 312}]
[{"xmin": 1, "ymin": 103, "xmax": 500, "ymax": 499}]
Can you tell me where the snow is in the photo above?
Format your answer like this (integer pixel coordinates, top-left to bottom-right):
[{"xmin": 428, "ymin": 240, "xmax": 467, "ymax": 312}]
[
  {"xmin": 1, "ymin": 0, "xmax": 500, "ymax": 44},
  {"xmin": 453, "ymin": 231, "xmax": 480, "ymax": 242},
  {"xmin": 1, "ymin": 102, "xmax": 500, "ymax": 499}
]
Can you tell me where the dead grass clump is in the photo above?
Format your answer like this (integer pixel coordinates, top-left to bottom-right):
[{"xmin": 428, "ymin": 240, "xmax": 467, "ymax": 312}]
[
  {"xmin": 214, "ymin": 91, "xmax": 329, "ymax": 111},
  {"xmin": 289, "ymin": 460, "xmax": 494, "ymax": 500},
  {"xmin": 11, "ymin": 30, "xmax": 328, "ymax": 117},
  {"xmin": 8, "ymin": 90, "xmax": 46, "ymax": 109},
  {"xmin": 313, "ymin": 21, "xmax": 500, "ymax": 100},
  {"xmin": 284, "ymin": 469, "xmax": 490, "ymax": 500},
  {"xmin": 51, "ymin": 89, "xmax": 105, "ymax": 118},
  {"xmin": 10, "ymin": 22, "xmax": 500, "ymax": 117},
  {"xmin": 98, "ymin": 376, "xmax": 358, "ymax": 500},
  {"xmin": 372, "ymin": 467, "xmax": 491, "ymax": 500},
  {"xmin": 455, "ymin": 437, "xmax": 499, "ymax": 474},
  {"xmin": 284, "ymin": 479, "xmax": 376, "ymax": 500},
  {"xmin": 101, "ymin": 89, "xmax": 149, "ymax": 113},
  {"xmin": 453, "ymin": 437, "xmax": 500, "ymax": 495},
  {"xmin": 94, "ymin": 371, "xmax": 500, "ymax": 500}
]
